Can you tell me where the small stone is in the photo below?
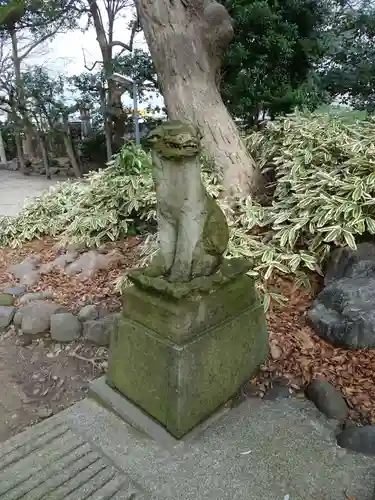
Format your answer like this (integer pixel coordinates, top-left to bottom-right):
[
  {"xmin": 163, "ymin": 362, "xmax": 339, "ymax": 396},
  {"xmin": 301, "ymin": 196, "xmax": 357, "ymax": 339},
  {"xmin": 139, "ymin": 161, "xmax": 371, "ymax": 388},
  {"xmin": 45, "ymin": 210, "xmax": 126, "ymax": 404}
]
[
  {"xmin": 0, "ymin": 293, "xmax": 13, "ymax": 306},
  {"xmin": 337, "ymin": 424, "xmax": 375, "ymax": 455},
  {"xmin": 305, "ymin": 379, "xmax": 349, "ymax": 421},
  {"xmin": 50, "ymin": 313, "xmax": 82, "ymax": 342},
  {"xmin": 83, "ymin": 314, "xmax": 117, "ymax": 346},
  {"xmin": 21, "ymin": 300, "xmax": 66, "ymax": 335},
  {"xmin": 263, "ymin": 384, "xmax": 291, "ymax": 401},
  {"xmin": 36, "ymin": 407, "xmax": 53, "ymax": 419},
  {"xmin": 19, "ymin": 335, "xmax": 32, "ymax": 347},
  {"xmin": 19, "ymin": 290, "xmax": 54, "ymax": 305},
  {"xmin": 2, "ymin": 285, "xmax": 27, "ymax": 297},
  {"xmin": 77, "ymin": 304, "xmax": 99, "ymax": 322},
  {"xmin": 13, "ymin": 310, "xmax": 23, "ymax": 328},
  {"xmin": 0, "ymin": 306, "xmax": 16, "ymax": 331}
]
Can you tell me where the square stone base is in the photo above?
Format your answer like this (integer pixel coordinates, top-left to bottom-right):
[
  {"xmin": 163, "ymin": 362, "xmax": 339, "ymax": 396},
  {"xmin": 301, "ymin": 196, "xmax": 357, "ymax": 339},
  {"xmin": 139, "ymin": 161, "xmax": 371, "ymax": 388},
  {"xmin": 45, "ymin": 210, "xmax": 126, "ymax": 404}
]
[{"xmin": 106, "ymin": 274, "xmax": 269, "ymax": 438}]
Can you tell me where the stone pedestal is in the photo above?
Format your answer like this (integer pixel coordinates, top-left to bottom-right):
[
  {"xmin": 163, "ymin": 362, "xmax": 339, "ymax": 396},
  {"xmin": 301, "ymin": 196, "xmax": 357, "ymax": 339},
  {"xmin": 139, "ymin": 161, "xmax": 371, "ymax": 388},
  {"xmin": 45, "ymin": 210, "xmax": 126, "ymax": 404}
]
[{"xmin": 106, "ymin": 271, "xmax": 269, "ymax": 438}]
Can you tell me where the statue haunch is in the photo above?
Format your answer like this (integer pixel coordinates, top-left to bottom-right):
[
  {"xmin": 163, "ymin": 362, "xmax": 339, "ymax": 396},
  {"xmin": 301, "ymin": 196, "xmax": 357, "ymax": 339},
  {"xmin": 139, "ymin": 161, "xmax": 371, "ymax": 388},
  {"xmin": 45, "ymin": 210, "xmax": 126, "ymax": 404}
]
[{"xmin": 145, "ymin": 120, "xmax": 229, "ymax": 283}]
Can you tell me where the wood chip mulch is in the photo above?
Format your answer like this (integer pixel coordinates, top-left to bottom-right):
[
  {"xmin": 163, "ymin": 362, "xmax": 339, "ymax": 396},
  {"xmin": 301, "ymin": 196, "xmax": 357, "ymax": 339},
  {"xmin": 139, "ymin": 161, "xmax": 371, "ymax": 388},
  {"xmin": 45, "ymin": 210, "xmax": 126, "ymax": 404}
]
[
  {"xmin": 257, "ymin": 275, "xmax": 375, "ymax": 424},
  {"xmin": 1, "ymin": 237, "xmax": 375, "ymax": 424}
]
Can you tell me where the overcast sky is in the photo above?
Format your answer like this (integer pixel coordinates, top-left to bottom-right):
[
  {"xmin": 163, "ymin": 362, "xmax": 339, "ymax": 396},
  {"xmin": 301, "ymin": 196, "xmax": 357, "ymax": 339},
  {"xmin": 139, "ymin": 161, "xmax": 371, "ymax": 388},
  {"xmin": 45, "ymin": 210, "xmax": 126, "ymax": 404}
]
[{"xmin": 27, "ymin": 13, "xmax": 163, "ymax": 110}]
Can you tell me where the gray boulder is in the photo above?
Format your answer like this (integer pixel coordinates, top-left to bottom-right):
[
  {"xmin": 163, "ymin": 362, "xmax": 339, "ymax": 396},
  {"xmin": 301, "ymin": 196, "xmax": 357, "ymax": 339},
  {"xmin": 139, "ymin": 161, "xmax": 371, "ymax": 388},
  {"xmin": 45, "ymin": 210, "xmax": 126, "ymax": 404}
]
[
  {"xmin": 50, "ymin": 313, "xmax": 82, "ymax": 342},
  {"xmin": 77, "ymin": 304, "xmax": 99, "ymax": 322},
  {"xmin": 305, "ymin": 379, "xmax": 348, "ymax": 421},
  {"xmin": 9, "ymin": 255, "xmax": 41, "ymax": 286},
  {"xmin": 308, "ymin": 243, "xmax": 375, "ymax": 348},
  {"xmin": 337, "ymin": 425, "xmax": 375, "ymax": 456},
  {"xmin": 18, "ymin": 290, "xmax": 54, "ymax": 305},
  {"xmin": 13, "ymin": 310, "xmax": 23, "ymax": 328},
  {"xmin": 21, "ymin": 300, "xmax": 65, "ymax": 335},
  {"xmin": 0, "ymin": 306, "xmax": 16, "ymax": 331},
  {"xmin": 83, "ymin": 314, "xmax": 117, "ymax": 346},
  {"xmin": 2, "ymin": 285, "xmax": 27, "ymax": 297}
]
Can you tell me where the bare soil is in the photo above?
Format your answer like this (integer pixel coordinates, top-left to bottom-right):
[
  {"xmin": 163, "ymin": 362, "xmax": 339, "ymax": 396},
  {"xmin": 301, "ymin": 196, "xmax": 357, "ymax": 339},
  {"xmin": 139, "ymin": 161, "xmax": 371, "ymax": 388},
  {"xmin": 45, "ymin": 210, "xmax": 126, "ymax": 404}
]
[{"xmin": 0, "ymin": 329, "xmax": 106, "ymax": 442}]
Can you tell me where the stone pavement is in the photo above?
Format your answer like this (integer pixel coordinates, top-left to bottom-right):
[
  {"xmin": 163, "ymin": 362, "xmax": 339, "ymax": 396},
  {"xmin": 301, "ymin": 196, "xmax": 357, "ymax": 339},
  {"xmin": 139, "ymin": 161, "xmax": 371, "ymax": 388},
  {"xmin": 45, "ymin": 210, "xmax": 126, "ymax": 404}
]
[
  {"xmin": 0, "ymin": 171, "xmax": 58, "ymax": 217},
  {"xmin": 0, "ymin": 393, "xmax": 374, "ymax": 500}
]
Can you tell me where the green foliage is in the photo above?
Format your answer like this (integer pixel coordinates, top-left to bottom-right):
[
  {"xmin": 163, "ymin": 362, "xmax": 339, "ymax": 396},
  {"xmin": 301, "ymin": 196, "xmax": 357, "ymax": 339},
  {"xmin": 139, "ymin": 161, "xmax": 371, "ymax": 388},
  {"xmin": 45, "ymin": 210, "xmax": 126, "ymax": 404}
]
[
  {"xmin": 236, "ymin": 109, "xmax": 375, "ymax": 289},
  {"xmin": 220, "ymin": 0, "xmax": 330, "ymax": 125},
  {"xmin": 2, "ymin": 110, "xmax": 375, "ymax": 309},
  {"xmin": 320, "ymin": 0, "xmax": 375, "ymax": 111},
  {"xmin": 0, "ymin": 143, "xmax": 155, "ymax": 248},
  {"xmin": 79, "ymin": 132, "xmax": 108, "ymax": 167},
  {"xmin": 0, "ymin": 0, "xmax": 79, "ymax": 32}
]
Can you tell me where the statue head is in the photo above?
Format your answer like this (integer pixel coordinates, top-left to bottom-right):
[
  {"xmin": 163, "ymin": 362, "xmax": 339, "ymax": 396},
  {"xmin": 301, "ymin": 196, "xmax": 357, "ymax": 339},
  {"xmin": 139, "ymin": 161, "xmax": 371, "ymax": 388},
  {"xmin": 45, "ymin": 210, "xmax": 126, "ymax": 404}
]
[{"xmin": 146, "ymin": 120, "xmax": 202, "ymax": 159}]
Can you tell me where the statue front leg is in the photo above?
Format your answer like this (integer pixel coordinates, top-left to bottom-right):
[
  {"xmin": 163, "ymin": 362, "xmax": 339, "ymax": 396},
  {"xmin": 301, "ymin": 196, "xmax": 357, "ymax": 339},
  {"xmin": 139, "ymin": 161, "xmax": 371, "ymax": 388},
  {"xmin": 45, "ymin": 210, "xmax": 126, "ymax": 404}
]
[
  {"xmin": 169, "ymin": 209, "xmax": 201, "ymax": 282},
  {"xmin": 158, "ymin": 211, "xmax": 177, "ymax": 274}
]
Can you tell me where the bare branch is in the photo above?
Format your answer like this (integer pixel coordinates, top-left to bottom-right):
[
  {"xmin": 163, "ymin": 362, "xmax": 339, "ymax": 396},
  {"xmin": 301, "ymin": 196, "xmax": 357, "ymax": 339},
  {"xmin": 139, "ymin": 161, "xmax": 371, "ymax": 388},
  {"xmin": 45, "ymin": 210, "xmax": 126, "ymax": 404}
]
[
  {"xmin": 82, "ymin": 47, "xmax": 102, "ymax": 71},
  {"xmin": 108, "ymin": 40, "xmax": 131, "ymax": 51},
  {"xmin": 19, "ymin": 22, "xmax": 64, "ymax": 61}
]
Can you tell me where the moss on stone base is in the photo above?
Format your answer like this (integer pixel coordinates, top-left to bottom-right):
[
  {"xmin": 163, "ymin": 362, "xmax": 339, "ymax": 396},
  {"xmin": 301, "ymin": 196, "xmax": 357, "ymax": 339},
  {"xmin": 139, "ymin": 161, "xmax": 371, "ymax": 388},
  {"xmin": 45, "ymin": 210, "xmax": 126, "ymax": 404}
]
[{"xmin": 107, "ymin": 275, "xmax": 268, "ymax": 438}]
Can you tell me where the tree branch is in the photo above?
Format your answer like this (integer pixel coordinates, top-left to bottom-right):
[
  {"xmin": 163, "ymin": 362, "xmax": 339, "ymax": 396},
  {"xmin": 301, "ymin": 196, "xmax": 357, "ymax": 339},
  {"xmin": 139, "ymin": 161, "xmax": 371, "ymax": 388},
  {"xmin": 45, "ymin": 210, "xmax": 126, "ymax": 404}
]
[
  {"xmin": 82, "ymin": 48, "xmax": 102, "ymax": 71},
  {"xmin": 108, "ymin": 40, "xmax": 131, "ymax": 51},
  {"xmin": 19, "ymin": 22, "xmax": 64, "ymax": 61}
]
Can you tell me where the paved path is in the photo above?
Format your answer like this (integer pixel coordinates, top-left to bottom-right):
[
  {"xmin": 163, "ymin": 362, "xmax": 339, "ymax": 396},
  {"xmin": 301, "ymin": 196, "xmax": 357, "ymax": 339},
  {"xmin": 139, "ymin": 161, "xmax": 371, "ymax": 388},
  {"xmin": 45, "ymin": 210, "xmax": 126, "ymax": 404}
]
[
  {"xmin": 0, "ymin": 391, "xmax": 374, "ymax": 500},
  {"xmin": 0, "ymin": 171, "xmax": 58, "ymax": 217}
]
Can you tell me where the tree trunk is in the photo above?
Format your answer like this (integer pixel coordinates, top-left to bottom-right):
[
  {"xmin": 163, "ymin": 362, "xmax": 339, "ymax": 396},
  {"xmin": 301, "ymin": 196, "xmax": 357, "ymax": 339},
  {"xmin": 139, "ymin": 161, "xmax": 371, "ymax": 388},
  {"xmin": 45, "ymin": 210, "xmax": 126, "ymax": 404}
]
[
  {"xmin": 62, "ymin": 117, "xmax": 82, "ymax": 178},
  {"xmin": 10, "ymin": 28, "xmax": 34, "ymax": 160},
  {"xmin": 88, "ymin": 0, "xmax": 126, "ymax": 157},
  {"xmin": 10, "ymin": 105, "xmax": 27, "ymax": 174},
  {"xmin": 135, "ymin": 0, "xmax": 260, "ymax": 196},
  {"xmin": 14, "ymin": 130, "xmax": 27, "ymax": 174},
  {"xmin": 37, "ymin": 132, "xmax": 51, "ymax": 179},
  {"xmin": 100, "ymin": 85, "xmax": 113, "ymax": 160}
]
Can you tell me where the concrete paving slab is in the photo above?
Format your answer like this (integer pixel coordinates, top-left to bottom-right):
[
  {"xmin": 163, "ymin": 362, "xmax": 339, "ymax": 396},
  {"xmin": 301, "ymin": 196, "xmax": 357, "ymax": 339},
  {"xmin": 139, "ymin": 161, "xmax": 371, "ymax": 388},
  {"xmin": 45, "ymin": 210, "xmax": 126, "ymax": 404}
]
[
  {"xmin": 0, "ymin": 419, "xmax": 151, "ymax": 499},
  {"xmin": 0, "ymin": 171, "xmax": 58, "ymax": 217},
  {"xmin": 1, "ymin": 393, "xmax": 373, "ymax": 500}
]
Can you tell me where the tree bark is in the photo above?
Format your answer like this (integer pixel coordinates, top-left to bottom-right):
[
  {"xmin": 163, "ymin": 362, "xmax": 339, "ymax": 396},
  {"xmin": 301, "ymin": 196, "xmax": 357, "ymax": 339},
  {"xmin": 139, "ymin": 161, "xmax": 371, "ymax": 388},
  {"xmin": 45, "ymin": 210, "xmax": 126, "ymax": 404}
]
[
  {"xmin": 38, "ymin": 133, "xmax": 51, "ymax": 179},
  {"xmin": 10, "ymin": 28, "xmax": 34, "ymax": 161},
  {"xmin": 135, "ymin": 0, "xmax": 260, "ymax": 196},
  {"xmin": 87, "ymin": 0, "xmax": 127, "ymax": 156},
  {"xmin": 62, "ymin": 116, "xmax": 82, "ymax": 178}
]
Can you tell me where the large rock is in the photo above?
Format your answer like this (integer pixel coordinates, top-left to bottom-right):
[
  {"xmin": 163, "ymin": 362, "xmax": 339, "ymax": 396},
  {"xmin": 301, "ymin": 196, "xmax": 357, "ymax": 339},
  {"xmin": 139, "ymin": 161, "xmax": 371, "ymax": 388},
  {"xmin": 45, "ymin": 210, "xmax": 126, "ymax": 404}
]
[
  {"xmin": 9, "ymin": 255, "xmax": 41, "ymax": 286},
  {"xmin": 77, "ymin": 304, "xmax": 99, "ymax": 322},
  {"xmin": 308, "ymin": 243, "xmax": 375, "ymax": 348},
  {"xmin": 337, "ymin": 425, "xmax": 375, "ymax": 456},
  {"xmin": 21, "ymin": 300, "xmax": 65, "ymax": 335},
  {"xmin": 50, "ymin": 313, "xmax": 82, "ymax": 342},
  {"xmin": 2, "ymin": 285, "xmax": 27, "ymax": 297},
  {"xmin": 305, "ymin": 379, "xmax": 348, "ymax": 421},
  {"xmin": 83, "ymin": 315, "xmax": 116, "ymax": 346},
  {"xmin": 18, "ymin": 291, "xmax": 54, "ymax": 305},
  {"xmin": 0, "ymin": 306, "xmax": 16, "ymax": 331},
  {"xmin": 65, "ymin": 250, "xmax": 124, "ymax": 278}
]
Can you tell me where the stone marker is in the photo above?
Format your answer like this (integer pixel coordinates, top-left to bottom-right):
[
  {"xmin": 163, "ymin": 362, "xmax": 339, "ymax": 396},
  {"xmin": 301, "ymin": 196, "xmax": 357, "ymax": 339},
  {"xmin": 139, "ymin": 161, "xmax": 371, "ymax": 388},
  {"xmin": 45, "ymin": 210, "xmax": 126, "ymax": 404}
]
[{"xmin": 102, "ymin": 121, "xmax": 269, "ymax": 438}]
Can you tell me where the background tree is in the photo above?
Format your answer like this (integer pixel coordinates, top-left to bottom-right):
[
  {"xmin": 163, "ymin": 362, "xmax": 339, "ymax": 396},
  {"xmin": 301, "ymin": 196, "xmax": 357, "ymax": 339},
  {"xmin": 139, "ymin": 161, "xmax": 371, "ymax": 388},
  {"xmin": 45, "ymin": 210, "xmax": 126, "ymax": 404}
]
[
  {"xmin": 82, "ymin": 0, "xmax": 141, "ymax": 158},
  {"xmin": 22, "ymin": 66, "xmax": 82, "ymax": 177},
  {"xmin": 0, "ymin": 0, "xmax": 80, "ymax": 172},
  {"xmin": 320, "ymin": 0, "xmax": 375, "ymax": 111},
  {"xmin": 219, "ymin": 0, "xmax": 331, "ymax": 126}
]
